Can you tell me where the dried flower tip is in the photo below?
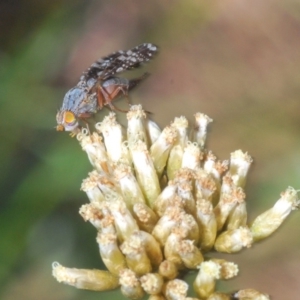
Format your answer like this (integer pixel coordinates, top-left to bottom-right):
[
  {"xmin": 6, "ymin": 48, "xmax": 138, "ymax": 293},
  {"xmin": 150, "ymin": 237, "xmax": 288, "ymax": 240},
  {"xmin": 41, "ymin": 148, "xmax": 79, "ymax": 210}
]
[
  {"xmin": 130, "ymin": 140, "xmax": 161, "ymax": 208},
  {"xmin": 52, "ymin": 262, "xmax": 119, "ymax": 291},
  {"xmin": 79, "ymin": 202, "xmax": 104, "ymax": 230},
  {"xmin": 232, "ymin": 288, "xmax": 270, "ymax": 299},
  {"xmin": 133, "ymin": 202, "xmax": 159, "ymax": 233},
  {"xmin": 81, "ymin": 170, "xmax": 105, "ymax": 202},
  {"xmin": 215, "ymin": 181, "xmax": 245, "ymax": 231},
  {"xmin": 250, "ymin": 187, "xmax": 299, "ymax": 242},
  {"xmin": 96, "ymin": 175, "xmax": 123, "ymax": 201},
  {"xmin": 77, "ymin": 131, "xmax": 109, "ymax": 173},
  {"xmin": 176, "ymin": 239, "xmax": 204, "ymax": 269},
  {"xmin": 196, "ymin": 199, "xmax": 217, "ymax": 251},
  {"xmin": 171, "ymin": 116, "xmax": 189, "ymax": 147},
  {"xmin": 229, "ymin": 150, "xmax": 253, "ymax": 188},
  {"xmin": 95, "ymin": 112, "xmax": 124, "ymax": 163},
  {"xmin": 119, "ymin": 268, "xmax": 145, "ymax": 300},
  {"xmin": 114, "ymin": 164, "xmax": 146, "ymax": 211},
  {"xmin": 174, "ymin": 167, "xmax": 195, "ymax": 182},
  {"xmin": 127, "ymin": 105, "xmax": 148, "ymax": 146},
  {"xmin": 193, "ymin": 261, "xmax": 220, "ymax": 299},
  {"xmin": 140, "ymin": 273, "xmax": 164, "ymax": 295},
  {"xmin": 97, "ymin": 232, "xmax": 126, "ymax": 275},
  {"xmin": 210, "ymin": 259, "xmax": 239, "ymax": 279},
  {"xmin": 192, "ymin": 112, "xmax": 213, "ymax": 148},
  {"xmin": 120, "ymin": 232, "xmax": 152, "ymax": 276},
  {"xmin": 158, "ymin": 260, "xmax": 179, "ymax": 280},
  {"xmin": 109, "ymin": 200, "xmax": 139, "ymax": 241},
  {"xmin": 181, "ymin": 142, "xmax": 202, "ymax": 170},
  {"xmin": 203, "ymin": 151, "xmax": 228, "ymax": 185},
  {"xmin": 150, "ymin": 125, "xmax": 177, "ymax": 177},
  {"xmin": 214, "ymin": 226, "xmax": 253, "ymax": 253},
  {"xmin": 194, "ymin": 168, "xmax": 217, "ymax": 202},
  {"xmin": 164, "ymin": 279, "xmax": 189, "ymax": 300}
]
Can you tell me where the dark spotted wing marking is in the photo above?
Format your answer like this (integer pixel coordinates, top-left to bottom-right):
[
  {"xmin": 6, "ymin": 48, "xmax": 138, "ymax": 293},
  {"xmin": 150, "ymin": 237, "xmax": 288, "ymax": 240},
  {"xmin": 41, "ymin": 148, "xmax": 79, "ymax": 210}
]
[{"xmin": 80, "ymin": 43, "xmax": 158, "ymax": 82}]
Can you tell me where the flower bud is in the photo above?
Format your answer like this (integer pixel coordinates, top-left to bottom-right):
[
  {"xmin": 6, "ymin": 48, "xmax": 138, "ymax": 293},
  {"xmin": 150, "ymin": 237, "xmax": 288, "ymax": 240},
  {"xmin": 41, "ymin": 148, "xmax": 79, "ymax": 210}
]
[
  {"xmin": 52, "ymin": 262, "xmax": 119, "ymax": 291},
  {"xmin": 251, "ymin": 187, "xmax": 300, "ymax": 242}
]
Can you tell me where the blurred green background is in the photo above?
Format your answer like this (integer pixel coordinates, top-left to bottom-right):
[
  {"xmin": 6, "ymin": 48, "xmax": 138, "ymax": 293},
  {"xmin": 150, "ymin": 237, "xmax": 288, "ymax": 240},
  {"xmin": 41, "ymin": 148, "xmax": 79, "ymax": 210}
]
[{"xmin": 1, "ymin": 0, "xmax": 300, "ymax": 299}]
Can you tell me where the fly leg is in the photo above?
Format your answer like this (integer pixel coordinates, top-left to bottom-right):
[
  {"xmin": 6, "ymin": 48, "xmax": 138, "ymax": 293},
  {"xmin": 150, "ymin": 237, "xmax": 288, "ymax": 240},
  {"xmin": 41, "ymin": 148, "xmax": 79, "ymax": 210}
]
[{"xmin": 99, "ymin": 85, "xmax": 130, "ymax": 113}]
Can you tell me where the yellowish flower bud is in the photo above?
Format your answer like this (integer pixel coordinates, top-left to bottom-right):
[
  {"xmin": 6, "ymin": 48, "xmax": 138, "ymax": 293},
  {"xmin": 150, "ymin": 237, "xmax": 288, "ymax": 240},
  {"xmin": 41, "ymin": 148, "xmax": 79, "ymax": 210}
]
[
  {"xmin": 176, "ymin": 239, "xmax": 204, "ymax": 269},
  {"xmin": 158, "ymin": 260, "xmax": 179, "ymax": 280},
  {"xmin": 150, "ymin": 125, "xmax": 177, "ymax": 177},
  {"xmin": 196, "ymin": 199, "xmax": 217, "ymax": 251},
  {"xmin": 177, "ymin": 180, "xmax": 196, "ymax": 218},
  {"xmin": 145, "ymin": 119, "xmax": 162, "ymax": 145},
  {"xmin": 120, "ymin": 232, "xmax": 152, "ymax": 276},
  {"xmin": 97, "ymin": 232, "xmax": 126, "ymax": 275},
  {"xmin": 182, "ymin": 142, "xmax": 202, "ymax": 170},
  {"xmin": 133, "ymin": 202, "xmax": 159, "ymax": 233},
  {"xmin": 250, "ymin": 187, "xmax": 299, "ymax": 242},
  {"xmin": 210, "ymin": 259, "xmax": 239, "ymax": 279},
  {"xmin": 215, "ymin": 175, "xmax": 245, "ymax": 231},
  {"xmin": 119, "ymin": 268, "xmax": 145, "ymax": 300},
  {"xmin": 233, "ymin": 288, "xmax": 270, "ymax": 299},
  {"xmin": 82, "ymin": 170, "xmax": 121, "ymax": 201},
  {"xmin": 114, "ymin": 163, "xmax": 146, "ymax": 211},
  {"xmin": 109, "ymin": 200, "xmax": 139, "ymax": 242},
  {"xmin": 152, "ymin": 206, "xmax": 183, "ymax": 246},
  {"xmin": 167, "ymin": 144, "xmax": 184, "ymax": 180},
  {"xmin": 95, "ymin": 112, "xmax": 124, "ymax": 163},
  {"xmin": 229, "ymin": 150, "xmax": 253, "ymax": 188},
  {"xmin": 203, "ymin": 151, "xmax": 228, "ymax": 186},
  {"xmin": 171, "ymin": 116, "xmax": 189, "ymax": 147},
  {"xmin": 180, "ymin": 213, "xmax": 200, "ymax": 245},
  {"xmin": 77, "ymin": 131, "xmax": 110, "ymax": 173},
  {"xmin": 192, "ymin": 112, "xmax": 213, "ymax": 148},
  {"xmin": 164, "ymin": 279, "xmax": 189, "ymax": 300},
  {"xmin": 166, "ymin": 117, "xmax": 188, "ymax": 179},
  {"xmin": 52, "ymin": 262, "xmax": 119, "ymax": 291},
  {"xmin": 127, "ymin": 105, "xmax": 149, "ymax": 146},
  {"xmin": 130, "ymin": 140, "xmax": 161, "ymax": 207},
  {"xmin": 153, "ymin": 182, "xmax": 178, "ymax": 217},
  {"xmin": 81, "ymin": 170, "xmax": 105, "ymax": 203},
  {"xmin": 79, "ymin": 202, "xmax": 103, "ymax": 230},
  {"xmin": 226, "ymin": 199, "xmax": 247, "ymax": 230},
  {"xmin": 194, "ymin": 168, "xmax": 217, "ymax": 202},
  {"xmin": 164, "ymin": 229, "xmax": 186, "ymax": 269},
  {"xmin": 137, "ymin": 230, "xmax": 163, "ymax": 269},
  {"xmin": 140, "ymin": 273, "xmax": 164, "ymax": 295},
  {"xmin": 193, "ymin": 261, "xmax": 220, "ymax": 299},
  {"xmin": 214, "ymin": 227, "xmax": 253, "ymax": 253}
]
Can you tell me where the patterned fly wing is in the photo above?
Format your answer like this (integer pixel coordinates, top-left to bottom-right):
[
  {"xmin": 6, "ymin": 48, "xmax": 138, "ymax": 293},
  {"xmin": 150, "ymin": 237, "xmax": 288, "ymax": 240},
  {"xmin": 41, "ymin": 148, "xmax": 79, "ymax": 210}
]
[{"xmin": 80, "ymin": 43, "xmax": 158, "ymax": 82}]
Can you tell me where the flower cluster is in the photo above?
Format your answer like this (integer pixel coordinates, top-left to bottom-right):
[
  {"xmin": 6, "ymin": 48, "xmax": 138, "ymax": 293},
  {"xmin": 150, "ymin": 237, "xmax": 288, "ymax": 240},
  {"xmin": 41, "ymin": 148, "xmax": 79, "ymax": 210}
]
[{"xmin": 52, "ymin": 105, "xmax": 299, "ymax": 300}]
